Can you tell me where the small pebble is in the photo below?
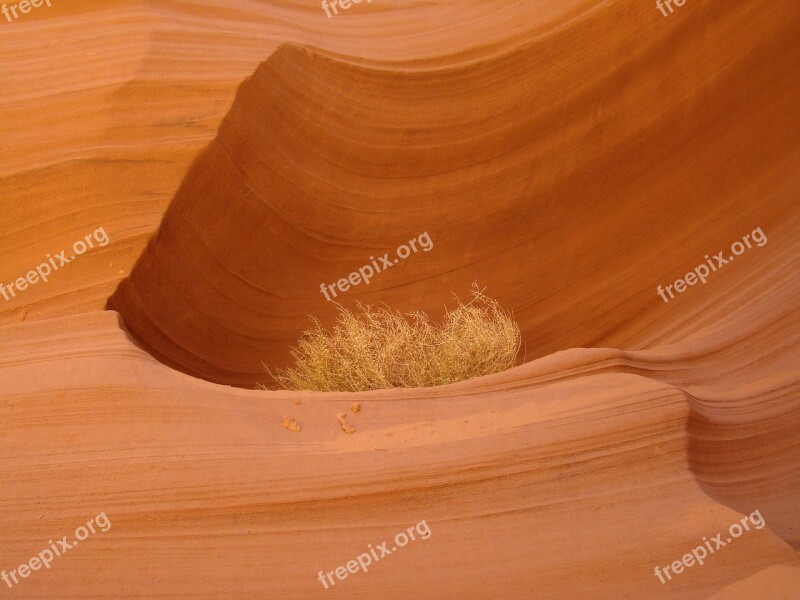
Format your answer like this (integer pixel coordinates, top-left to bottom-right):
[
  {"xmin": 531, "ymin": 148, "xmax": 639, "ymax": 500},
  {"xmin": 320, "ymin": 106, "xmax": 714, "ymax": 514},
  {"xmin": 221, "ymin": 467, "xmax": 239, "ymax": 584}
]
[
  {"xmin": 281, "ymin": 417, "xmax": 301, "ymax": 432},
  {"xmin": 337, "ymin": 413, "xmax": 356, "ymax": 434}
]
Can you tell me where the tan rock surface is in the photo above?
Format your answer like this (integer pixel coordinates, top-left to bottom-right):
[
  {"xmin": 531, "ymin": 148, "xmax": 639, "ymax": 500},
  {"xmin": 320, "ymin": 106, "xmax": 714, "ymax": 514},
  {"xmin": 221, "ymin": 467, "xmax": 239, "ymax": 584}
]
[{"xmin": 1, "ymin": 0, "xmax": 798, "ymax": 598}]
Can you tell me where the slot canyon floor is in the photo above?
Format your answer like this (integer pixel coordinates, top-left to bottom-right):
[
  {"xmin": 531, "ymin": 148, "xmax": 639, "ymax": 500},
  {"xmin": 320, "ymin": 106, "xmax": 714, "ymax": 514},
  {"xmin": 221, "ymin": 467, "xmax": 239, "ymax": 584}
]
[{"xmin": 1, "ymin": 0, "xmax": 799, "ymax": 598}]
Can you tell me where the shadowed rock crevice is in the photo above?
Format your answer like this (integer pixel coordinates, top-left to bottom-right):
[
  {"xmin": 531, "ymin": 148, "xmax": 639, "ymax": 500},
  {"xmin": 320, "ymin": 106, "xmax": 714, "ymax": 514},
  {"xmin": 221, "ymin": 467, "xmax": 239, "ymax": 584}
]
[{"xmin": 108, "ymin": 3, "xmax": 800, "ymax": 389}]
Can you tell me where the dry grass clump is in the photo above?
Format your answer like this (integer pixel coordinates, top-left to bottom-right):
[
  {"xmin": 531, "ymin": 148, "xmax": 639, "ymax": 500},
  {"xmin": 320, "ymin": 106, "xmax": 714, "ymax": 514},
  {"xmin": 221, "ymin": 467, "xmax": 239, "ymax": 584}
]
[{"xmin": 261, "ymin": 286, "xmax": 521, "ymax": 392}]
